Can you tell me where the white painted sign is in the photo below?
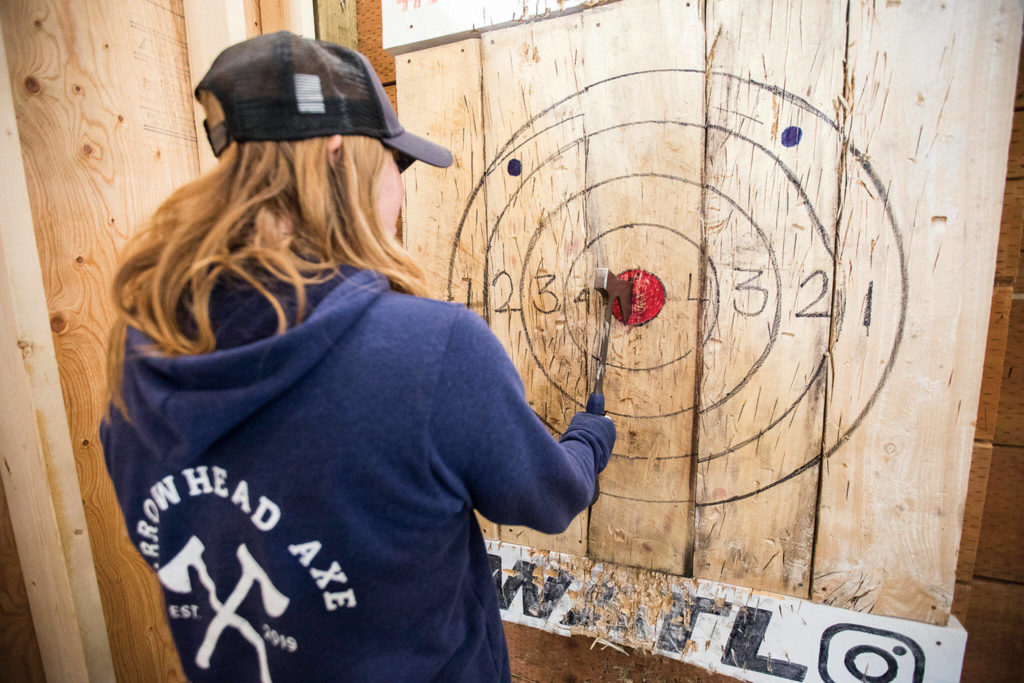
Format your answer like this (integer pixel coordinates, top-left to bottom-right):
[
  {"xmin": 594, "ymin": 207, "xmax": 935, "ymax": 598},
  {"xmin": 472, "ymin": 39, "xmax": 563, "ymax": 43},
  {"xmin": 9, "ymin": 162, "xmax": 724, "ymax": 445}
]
[
  {"xmin": 487, "ymin": 541, "xmax": 966, "ymax": 683},
  {"xmin": 382, "ymin": 0, "xmax": 613, "ymax": 53}
]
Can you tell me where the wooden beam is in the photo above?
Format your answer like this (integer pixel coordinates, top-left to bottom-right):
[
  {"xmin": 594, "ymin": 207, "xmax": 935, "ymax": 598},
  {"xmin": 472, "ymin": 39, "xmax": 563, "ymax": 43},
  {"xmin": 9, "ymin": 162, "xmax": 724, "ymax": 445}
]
[
  {"xmin": 0, "ymin": 14, "xmax": 114, "ymax": 680},
  {"xmin": 996, "ymin": 296, "xmax": 1024, "ymax": 445},
  {"xmin": 814, "ymin": 0, "xmax": 1023, "ymax": 624},
  {"xmin": 182, "ymin": 0, "xmax": 251, "ymax": 173},
  {"xmin": 314, "ymin": 0, "xmax": 358, "ymax": 48},
  {"xmin": 259, "ymin": 0, "xmax": 315, "ymax": 36}
]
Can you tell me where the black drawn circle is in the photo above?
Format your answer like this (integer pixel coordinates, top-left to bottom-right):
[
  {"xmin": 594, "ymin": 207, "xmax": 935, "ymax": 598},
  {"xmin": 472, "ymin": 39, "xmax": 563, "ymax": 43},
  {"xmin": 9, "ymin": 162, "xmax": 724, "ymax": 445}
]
[
  {"xmin": 444, "ymin": 69, "xmax": 907, "ymax": 505},
  {"xmin": 560, "ymin": 223, "xmax": 720, "ymax": 371},
  {"xmin": 843, "ymin": 645, "xmax": 899, "ymax": 683},
  {"xmin": 517, "ymin": 174, "xmax": 781, "ymax": 419}
]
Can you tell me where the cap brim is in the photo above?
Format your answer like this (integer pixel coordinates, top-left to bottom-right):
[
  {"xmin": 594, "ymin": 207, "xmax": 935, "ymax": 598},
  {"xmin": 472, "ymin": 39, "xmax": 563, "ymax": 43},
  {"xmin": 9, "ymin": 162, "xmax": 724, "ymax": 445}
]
[{"xmin": 382, "ymin": 130, "xmax": 453, "ymax": 172}]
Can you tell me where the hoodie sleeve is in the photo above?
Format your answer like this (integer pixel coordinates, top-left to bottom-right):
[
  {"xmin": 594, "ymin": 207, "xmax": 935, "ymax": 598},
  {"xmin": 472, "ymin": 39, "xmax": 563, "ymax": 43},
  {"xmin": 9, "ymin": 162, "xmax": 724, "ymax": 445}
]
[{"xmin": 427, "ymin": 307, "xmax": 616, "ymax": 534}]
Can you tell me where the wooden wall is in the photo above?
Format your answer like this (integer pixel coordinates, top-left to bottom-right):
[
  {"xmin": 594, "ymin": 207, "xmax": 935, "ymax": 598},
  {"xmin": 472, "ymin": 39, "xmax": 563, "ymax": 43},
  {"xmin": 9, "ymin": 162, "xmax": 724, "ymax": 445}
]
[{"xmin": 956, "ymin": 46, "xmax": 1024, "ymax": 681}]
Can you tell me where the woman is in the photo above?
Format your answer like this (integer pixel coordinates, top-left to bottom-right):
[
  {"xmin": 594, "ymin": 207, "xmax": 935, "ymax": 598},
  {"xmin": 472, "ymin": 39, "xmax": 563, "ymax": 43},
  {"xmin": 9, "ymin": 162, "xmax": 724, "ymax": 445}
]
[{"xmin": 101, "ymin": 32, "xmax": 615, "ymax": 682}]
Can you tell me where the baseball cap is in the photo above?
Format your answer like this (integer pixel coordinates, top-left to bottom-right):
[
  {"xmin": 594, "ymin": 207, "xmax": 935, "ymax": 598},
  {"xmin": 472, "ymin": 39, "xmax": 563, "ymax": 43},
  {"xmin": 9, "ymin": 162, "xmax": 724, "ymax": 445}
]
[{"xmin": 195, "ymin": 31, "xmax": 452, "ymax": 171}]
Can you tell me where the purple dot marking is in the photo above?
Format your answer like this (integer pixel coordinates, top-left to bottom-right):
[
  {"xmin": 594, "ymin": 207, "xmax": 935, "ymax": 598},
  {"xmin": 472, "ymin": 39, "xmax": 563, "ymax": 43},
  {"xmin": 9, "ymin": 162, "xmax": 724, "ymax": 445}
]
[
  {"xmin": 781, "ymin": 126, "xmax": 803, "ymax": 147},
  {"xmin": 507, "ymin": 158, "xmax": 522, "ymax": 176}
]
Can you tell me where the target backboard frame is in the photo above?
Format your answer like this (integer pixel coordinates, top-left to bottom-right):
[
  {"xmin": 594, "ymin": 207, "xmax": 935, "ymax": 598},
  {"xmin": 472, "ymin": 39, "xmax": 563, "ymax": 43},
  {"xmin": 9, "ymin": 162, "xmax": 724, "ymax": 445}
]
[{"xmin": 394, "ymin": 0, "xmax": 1021, "ymax": 665}]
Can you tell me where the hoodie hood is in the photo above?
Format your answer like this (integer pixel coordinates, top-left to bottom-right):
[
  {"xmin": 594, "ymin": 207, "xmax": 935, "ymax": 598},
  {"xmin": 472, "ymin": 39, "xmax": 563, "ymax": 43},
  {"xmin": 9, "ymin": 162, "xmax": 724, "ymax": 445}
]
[{"xmin": 115, "ymin": 267, "xmax": 387, "ymax": 465}]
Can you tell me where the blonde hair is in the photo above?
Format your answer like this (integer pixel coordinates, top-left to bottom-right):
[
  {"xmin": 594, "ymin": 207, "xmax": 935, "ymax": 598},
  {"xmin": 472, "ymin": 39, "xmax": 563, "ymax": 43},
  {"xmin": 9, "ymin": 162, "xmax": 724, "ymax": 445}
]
[{"xmin": 106, "ymin": 131, "xmax": 428, "ymax": 413}]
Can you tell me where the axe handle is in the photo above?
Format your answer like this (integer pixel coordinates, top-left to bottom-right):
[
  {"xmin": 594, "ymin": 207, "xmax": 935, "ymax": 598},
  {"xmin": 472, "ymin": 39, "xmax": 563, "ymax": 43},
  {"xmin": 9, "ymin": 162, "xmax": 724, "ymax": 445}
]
[{"xmin": 587, "ymin": 299, "xmax": 615, "ymax": 416}]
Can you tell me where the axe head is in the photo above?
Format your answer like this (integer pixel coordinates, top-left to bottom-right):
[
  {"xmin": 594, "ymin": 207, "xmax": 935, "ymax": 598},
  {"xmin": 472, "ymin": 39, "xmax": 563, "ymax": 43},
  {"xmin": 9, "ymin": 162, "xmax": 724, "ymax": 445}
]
[{"xmin": 594, "ymin": 268, "xmax": 633, "ymax": 324}]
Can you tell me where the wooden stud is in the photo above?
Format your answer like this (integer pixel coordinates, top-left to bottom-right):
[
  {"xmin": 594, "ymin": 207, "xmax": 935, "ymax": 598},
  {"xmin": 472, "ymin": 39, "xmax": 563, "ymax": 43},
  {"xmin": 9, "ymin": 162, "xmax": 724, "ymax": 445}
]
[
  {"xmin": 259, "ymin": 0, "xmax": 315, "ymax": 36},
  {"xmin": 975, "ymin": 444, "xmax": 1024, "ymax": 583},
  {"xmin": 814, "ymin": 0, "xmax": 1023, "ymax": 624},
  {"xmin": 182, "ymin": 0, "xmax": 250, "ymax": 173},
  {"xmin": 0, "ymin": 477, "xmax": 45, "ymax": 681},
  {"xmin": 995, "ymin": 297, "xmax": 1024, "ymax": 446},
  {"xmin": 977, "ymin": 287, "xmax": 1014, "ymax": 442},
  {"xmin": 997, "ymin": 179, "xmax": 1024, "ymax": 283},
  {"xmin": 955, "ymin": 442, "xmax": 993, "ymax": 585},
  {"xmin": 0, "ymin": 9, "xmax": 115, "ymax": 680},
  {"xmin": 314, "ymin": 0, "xmax": 358, "ymax": 48},
  {"xmin": 695, "ymin": 0, "xmax": 845, "ymax": 597},
  {"xmin": 2, "ymin": 0, "xmax": 200, "ymax": 678}
]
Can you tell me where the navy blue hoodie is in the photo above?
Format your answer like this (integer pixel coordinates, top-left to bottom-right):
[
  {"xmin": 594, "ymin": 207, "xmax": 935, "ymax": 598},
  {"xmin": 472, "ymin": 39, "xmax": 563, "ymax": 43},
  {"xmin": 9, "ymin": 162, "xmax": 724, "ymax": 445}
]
[{"xmin": 100, "ymin": 267, "xmax": 615, "ymax": 682}]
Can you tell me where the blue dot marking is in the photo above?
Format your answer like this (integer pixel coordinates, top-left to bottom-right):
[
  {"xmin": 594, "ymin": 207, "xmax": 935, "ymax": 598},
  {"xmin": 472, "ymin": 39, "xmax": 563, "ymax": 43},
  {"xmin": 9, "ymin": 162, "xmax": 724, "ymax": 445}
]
[
  {"xmin": 507, "ymin": 158, "xmax": 522, "ymax": 176},
  {"xmin": 781, "ymin": 126, "xmax": 803, "ymax": 147}
]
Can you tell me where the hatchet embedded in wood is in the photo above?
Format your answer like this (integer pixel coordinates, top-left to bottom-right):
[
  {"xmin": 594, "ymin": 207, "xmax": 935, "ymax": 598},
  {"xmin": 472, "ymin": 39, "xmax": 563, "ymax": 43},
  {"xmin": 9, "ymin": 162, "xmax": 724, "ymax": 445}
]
[{"xmin": 586, "ymin": 268, "xmax": 633, "ymax": 416}]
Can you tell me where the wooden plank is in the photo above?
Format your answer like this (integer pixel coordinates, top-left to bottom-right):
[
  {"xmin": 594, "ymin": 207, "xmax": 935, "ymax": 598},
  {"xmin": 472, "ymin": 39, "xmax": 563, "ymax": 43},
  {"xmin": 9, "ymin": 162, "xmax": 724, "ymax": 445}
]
[
  {"xmin": 182, "ymin": 0, "xmax": 250, "ymax": 173},
  {"xmin": 0, "ymin": 9, "xmax": 114, "ymax": 681},
  {"xmin": 815, "ymin": 0, "xmax": 1023, "ymax": 624},
  {"xmin": 694, "ymin": 0, "xmax": 844, "ymax": 597},
  {"xmin": 479, "ymin": 13, "xmax": 589, "ymax": 555},
  {"xmin": 1008, "ymin": 108, "xmax": 1024, "ymax": 180},
  {"xmin": 314, "ymin": 0, "xmax": 357, "ymax": 48},
  {"xmin": 977, "ymin": 287, "xmax": 1013, "ymax": 441},
  {"xmin": 504, "ymin": 622, "xmax": 736, "ymax": 683},
  {"xmin": 396, "ymin": 39, "xmax": 495, "ymax": 540},
  {"xmin": 259, "ymin": 0, "xmax": 315, "ymax": 36},
  {"xmin": 995, "ymin": 297, "xmax": 1024, "ymax": 445},
  {"xmin": 961, "ymin": 578, "xmax": 1024, "ymax": 683},
  {"xmin": 0, "ymin": 468, "xmax": 46, "ymax": 682},
  {"xmin": 975, "ymin": 444, "xmax": 1024, "ymax": 583},
  {"xmin": 997, "ymin": 179, "xmax": 1024, "ymax": 283},
  {"xmin": 574, "ymin": 0, "xmax": 703, "ymax": 573},
  {"xmin": 357, "ymin": 0, "xmax": 395, "ymax": 83},
  {"xmin": 2, "ymin": 0, "xmax": 200, "ymax": 679},
  {"xmin": 955, "ymin": 442, "xmax": 993, "ymax": 585}
]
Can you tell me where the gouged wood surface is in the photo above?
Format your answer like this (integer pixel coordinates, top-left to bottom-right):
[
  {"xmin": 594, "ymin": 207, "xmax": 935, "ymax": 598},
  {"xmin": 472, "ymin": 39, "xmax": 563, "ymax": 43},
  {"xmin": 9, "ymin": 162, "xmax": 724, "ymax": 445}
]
[
  {"xmin": 995, "ymin": 298, "xmax": 1024, "ymax": 445},
  {"xmin": 975, "ymin": 444, "xmax": 1024, "ymax": 583},
  {"xmin": 0, "ymin": 471, "xmax": 46, "ymax": 683},
  {"xmin": 814, "ymin": 0, "xmax": 1023, "ymax": 624},
  {"xmin": 2, "ymin": 0, "xmax": 199, "ymax": 678},
  {"xmin": 694, "ymin": 0, "xmax": 843, "ymax": 597},
  {"xmin": 357, "ymin": 0, "xmax": 395, "ymax": 83},
  {"xmin": 578, "ymin": 0, "xmax": 700, "ymax": 574},
  {"xmin": 482, "ymin": 14, "xmax": 589, "ymax": 555},
  {"xmin": 314, "ymin": 0, "xmax": 357, "ymax": 48},
  {"xmin": 977, "ymin": 287, "xmax": 1013, "ymax": 442},
  {"xmin": 998, "ymin": 179, "xmax": 1024, "ymax": 283},
  {"xmin": 397, "ymin": 40, "xmax": 497, "ymax": 541},
  {"xmin": 955, "ymin": 442, "xmax": 993, "ymax": 584},
  {"xmin": 504, "ymin": 621, "xmax": 738, "ymax": 683},
  {"xmin": 962, "ymin": 578, "xmax": 1024, "ymax": 683}
]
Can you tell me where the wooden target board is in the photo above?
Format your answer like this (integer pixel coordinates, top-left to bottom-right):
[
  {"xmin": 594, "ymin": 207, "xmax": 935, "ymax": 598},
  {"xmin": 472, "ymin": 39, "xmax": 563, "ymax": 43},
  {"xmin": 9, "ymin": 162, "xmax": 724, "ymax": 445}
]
[{"xmin": 397, "ymin": 0, "xmax": 1021, "ymax": 627}]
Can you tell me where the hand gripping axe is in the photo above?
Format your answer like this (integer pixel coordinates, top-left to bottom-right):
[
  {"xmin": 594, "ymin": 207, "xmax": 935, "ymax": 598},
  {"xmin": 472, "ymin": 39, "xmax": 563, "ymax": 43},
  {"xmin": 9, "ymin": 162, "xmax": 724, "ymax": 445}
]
[{"xmin": 586, "ymin": 268, "xmax": 633, "ymax": 416}]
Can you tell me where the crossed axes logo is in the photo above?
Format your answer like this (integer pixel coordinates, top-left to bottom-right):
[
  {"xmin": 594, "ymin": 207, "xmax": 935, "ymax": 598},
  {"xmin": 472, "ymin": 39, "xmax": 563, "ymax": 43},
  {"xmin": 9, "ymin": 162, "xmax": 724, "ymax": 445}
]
[{"xmin": 159, "ymin": 536, "xmax": 290, "ymax": 683}]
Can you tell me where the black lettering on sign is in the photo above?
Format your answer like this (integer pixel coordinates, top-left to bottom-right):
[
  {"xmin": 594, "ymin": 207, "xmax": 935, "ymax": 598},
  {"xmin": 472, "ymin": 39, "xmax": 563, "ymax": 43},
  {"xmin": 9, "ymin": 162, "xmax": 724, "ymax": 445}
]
[
  {"xmin": 722, "ymin": 606, "xmax": 808, "ymax": 681},
  {"xmin": 795, "ymin": 270, "xmax": 831, "ymax": 318},
  {"xmin": 492, "ymin": 270, "xmax": 519, "ymax": 313},
  {"xmin": 489, "ymin": 555, "xmax": 572, "ymax": 619},
  {"xmin": 655, "ymin": 588, "xmax": 731, "ymax": 654},
  {"xmin": 732, "ymin": 267, "xmax": 769, "ymax": 317},
  {"xmin": 533, "ymin": 272, "xmax": 559, "ymax": 314}
]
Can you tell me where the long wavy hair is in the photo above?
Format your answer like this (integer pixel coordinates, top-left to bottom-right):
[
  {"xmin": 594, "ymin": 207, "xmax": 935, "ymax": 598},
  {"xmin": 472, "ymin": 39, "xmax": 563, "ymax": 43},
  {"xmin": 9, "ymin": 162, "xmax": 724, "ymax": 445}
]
[{"xmin": 106, "ymin": 111, "xmax": 428, "ymax": 413}]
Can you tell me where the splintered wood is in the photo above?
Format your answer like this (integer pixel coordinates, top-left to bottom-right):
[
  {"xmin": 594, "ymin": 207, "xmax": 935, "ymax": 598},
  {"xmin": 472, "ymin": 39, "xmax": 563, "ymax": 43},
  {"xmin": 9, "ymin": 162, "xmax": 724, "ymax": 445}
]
[{"xmin": 395, "ymin": 0, "xmax": 1023, "ymax": 626}]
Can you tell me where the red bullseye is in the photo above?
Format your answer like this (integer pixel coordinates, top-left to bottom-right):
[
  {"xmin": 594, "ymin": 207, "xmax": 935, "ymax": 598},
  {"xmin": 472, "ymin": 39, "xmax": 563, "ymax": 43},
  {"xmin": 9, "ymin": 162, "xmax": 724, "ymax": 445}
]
[{"xmin": 611, "ymin": 269, "xmax": 666, "ymax": 325}]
